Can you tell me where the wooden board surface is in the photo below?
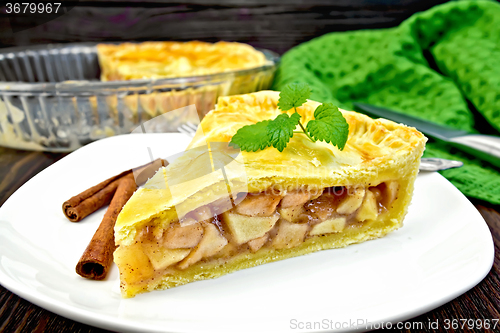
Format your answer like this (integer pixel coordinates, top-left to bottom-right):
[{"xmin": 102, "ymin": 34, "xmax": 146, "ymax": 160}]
[{"xmin": 1, "ymin": 0, "xmax": 448, "ymax": 54}]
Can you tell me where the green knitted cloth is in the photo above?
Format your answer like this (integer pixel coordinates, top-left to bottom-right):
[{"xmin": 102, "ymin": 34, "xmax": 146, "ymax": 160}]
[{"xmin": 273, "ymin": 0, "xmax": 500, "ymax": 205}]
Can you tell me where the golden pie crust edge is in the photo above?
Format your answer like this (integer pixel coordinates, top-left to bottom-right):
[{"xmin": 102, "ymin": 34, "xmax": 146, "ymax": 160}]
[{"xmin": 96, "ymin": 41, "xmax": 267, "ymax": 81}]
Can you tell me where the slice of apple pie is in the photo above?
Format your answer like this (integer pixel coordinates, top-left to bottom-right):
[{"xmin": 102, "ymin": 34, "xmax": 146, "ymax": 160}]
[{"xmin": 114, "ymin": 91, "xmax": 426, "ymax": 298}]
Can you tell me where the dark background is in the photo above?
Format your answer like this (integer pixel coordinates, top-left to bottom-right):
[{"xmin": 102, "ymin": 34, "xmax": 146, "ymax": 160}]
[{"xmin": 1, "ymin": 0, "xmax": 450, "ymax": 54}]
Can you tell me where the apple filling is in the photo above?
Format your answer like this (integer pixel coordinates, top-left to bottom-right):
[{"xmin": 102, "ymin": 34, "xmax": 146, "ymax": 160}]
[{"xmin": 114, "ymin": 181, "xmax": 399, "ymax": 287}]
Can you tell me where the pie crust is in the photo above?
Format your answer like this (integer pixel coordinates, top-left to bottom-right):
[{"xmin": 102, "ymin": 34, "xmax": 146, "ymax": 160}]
[
  {"xmin": 95, "ymin": 41, "xmax": 271, "ymax": 122},
  {"xmin": 114, "ymin": 91, "xmax": 427, "ymax": 298},
  {"xmin": 96, "ymin": 41, "xmax": 267, "ymax": 81}
]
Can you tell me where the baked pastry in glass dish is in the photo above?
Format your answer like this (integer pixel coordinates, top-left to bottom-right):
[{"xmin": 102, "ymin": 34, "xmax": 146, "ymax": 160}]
[
  {"xmin": 114, "ymin": 91, "xmax": 427, "ymax": 298},
  {"xmin": 97, "ymin": 41, "xmax": 267, "ymax": 81},
  {"xmin": 95, "ymin": 41, "xmax": 273, "ymax": 122}
]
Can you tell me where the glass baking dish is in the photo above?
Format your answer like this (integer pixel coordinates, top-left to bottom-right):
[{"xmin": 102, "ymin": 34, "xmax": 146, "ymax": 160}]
[{"xmin": 0, "ymin": 43, "xmax": 279, "ymax": 152}]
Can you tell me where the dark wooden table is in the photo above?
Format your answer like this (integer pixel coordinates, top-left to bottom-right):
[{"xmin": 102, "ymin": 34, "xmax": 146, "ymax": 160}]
[{"xmin": 0, "ymin": 145, "xmax": 499, "ymax": 333}]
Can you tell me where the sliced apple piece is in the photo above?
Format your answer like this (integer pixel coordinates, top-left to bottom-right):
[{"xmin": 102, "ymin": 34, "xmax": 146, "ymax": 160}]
[
  {"xmin": 278, "ymin": 206, "xmax": 305, "ymax": 223},
  {"xmin": 163, "ymin": 222, "xmax": 204, "ymax": 249},
  {"xmin": 248, "ymin": 234, "xmax": 269, "ymax": 252},
  {"xmin": 370, "ymin": 187, "xmax": 383, "ymax": 202},
  {"xmin": 177, "ymin": 223, "xmax": 227, "ymax": 269},
  {"xmin": 309, "ymin": 217, "xmax": 346, "ymax": 236},
  {"xmin": 114, "ymin": 243, "xmax": 154, "ymax": 284},
  {"xmin": 337, "ymin": 188, "xmax": 365, "ymax": 215},
  {"xmin": 272, "ymin": 220, "xmax": 309, "ymax": 249},
  {"xmin": 235, "ymin": 192, "xmax": 282, "ymax": 217},
  {"xmin": 304, "ymin": 192, "xmax": 339, "ymax": 221},
  {"xmin": 383, "ymin": 181, "xmax": 399, "ymax": 207},
  {"xmin": 281, "ymin": 190, "xmax": 311, "ymax": 208},
  {"xmin": 222, "ymin": 212, "xmax": 279, "ymax": 245},
  {"xmin": 356, "ymin": 190, "xmax": 378, "ymax": 221},
  {"xmin": 214, "ymin": 242, "xmax": 239, "ymax": 259},
  {"xmin": 142, "ymin": 243, "xmax": 190, "ymax": 270}
]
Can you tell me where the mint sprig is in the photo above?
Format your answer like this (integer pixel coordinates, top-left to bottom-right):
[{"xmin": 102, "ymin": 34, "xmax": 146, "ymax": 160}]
[
  {"xmin": 306, "ymin": 103, "xmax": 349, "ymax": 150},
  {"xmin": 229, "ymin": 120, "xmax": 271, "ymax": 152},
  {"xmin": 268, "ymin": 113, "xmax": 301, "ymax": 152},
  {"xmin": 229, "ymin": 82, "xmax": 349, "ymax": 152},
  {"xmin": 277, "ymin": 82, "xmax": 311, "ymax": 111}
]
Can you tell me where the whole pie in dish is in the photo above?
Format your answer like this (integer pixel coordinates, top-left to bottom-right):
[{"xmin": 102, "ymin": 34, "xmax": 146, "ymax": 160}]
[
  {"xmin": 114, "ymin": 91, "xmax": 427, "ymax": 298},
  {"xmin": 95, "ymin": 41, "xmax": 272, "ymax": 122},
  {"xmin": 96, "ymin": 41, "xmax": 268, "ymax": 81}
]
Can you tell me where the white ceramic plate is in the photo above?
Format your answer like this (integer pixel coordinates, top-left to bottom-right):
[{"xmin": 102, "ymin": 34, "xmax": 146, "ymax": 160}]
[{"xmin": 0, "ymin": 134, "xmax": 494, "ymax": 333}]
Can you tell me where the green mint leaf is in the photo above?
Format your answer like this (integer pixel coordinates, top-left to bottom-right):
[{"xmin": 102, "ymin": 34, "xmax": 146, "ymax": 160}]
[
  {"xmin": 306, "ymin": 103, "xmax": 349, "ymax": 150},
  {"xmin": 278, "ymin": 82, "xmax": 311, "ymax": 111},
  {"xmin": 230, "ymin": 83, "xmax": 348, "ymax": 153},
  {"xmin": 229, "ymin": 120, "xmax": 272, "ymax": 152},
  {"xmin": 267, "ymin": 113, "xmax": 301, "ymax": 152}
]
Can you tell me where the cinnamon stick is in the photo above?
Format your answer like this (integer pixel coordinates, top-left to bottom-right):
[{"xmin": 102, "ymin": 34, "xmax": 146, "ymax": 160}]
[
  {"xmin": 63, "ymin": 158, "xmax": 166, "ymax": 222},
  {"xmin": 76, "ymin": 174, "xmax": 136, "ymax": 280}
]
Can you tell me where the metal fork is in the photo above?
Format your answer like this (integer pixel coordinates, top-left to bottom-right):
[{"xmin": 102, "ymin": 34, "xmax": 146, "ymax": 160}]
[
  {"xmin": 176, "ymin": 124, "xmax": 463, "ymax": 171},
  {"xmin": 419, "ymin": 158, "xmax": 463, "ymax": 171},
  {"xmin": 177, "ymin": 122, "xmax": 198, "ymax": 137}
]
